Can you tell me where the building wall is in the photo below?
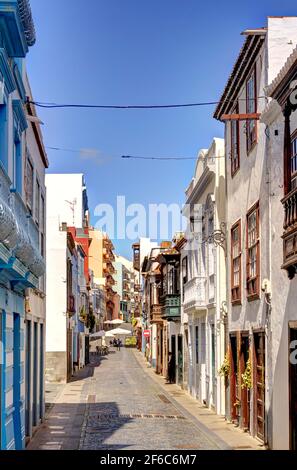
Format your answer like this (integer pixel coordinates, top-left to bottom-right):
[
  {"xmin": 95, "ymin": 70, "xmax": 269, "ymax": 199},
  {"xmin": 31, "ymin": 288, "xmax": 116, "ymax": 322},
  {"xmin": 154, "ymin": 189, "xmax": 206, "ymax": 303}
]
[
  {"xmin": 223, "ymin": 18, "xmax": 297, "ymax": 442},
  {"xmin": 45, "ymin": 218, "xmax": 67, "ymax": 383},
  {"xmin": 22, "ymin": 71, "xmax": 47, "ymax": 441},
  {"xmin": 45, "ymin": 174, "xmax": 86, "ymax": 228},
  {"xmin": 89, "ymin": 229, "xmax": 104, "ymax": 281},
  {"xmin": 182, "ymin": 138, "xmax": 226, "ymax": 415},
  {"xmin": 262, "ymin": 100, "xmax": 297, "ymax": 449}
]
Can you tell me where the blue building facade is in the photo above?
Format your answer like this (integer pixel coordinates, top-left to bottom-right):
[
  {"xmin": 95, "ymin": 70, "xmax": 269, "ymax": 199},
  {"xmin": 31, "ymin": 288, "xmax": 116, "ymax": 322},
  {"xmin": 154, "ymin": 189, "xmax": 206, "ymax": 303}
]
[{"xmin": 0, "ymin": 0, "xmax": 44, "ymax": 450}]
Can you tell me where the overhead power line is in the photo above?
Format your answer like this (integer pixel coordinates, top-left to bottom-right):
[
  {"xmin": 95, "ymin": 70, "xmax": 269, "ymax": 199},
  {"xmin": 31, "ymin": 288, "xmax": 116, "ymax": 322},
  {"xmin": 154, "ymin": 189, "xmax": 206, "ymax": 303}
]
[
  {"xmin": 31, "ymin": 100, "xmax": 219, "ymax": 109},
  {"xmin": 46, "ymin": 146, "xmax": 224, "ymax": 161},
  {"xmin": 29, "ymin": 96, "xmax": 266, "ymax": 111}
]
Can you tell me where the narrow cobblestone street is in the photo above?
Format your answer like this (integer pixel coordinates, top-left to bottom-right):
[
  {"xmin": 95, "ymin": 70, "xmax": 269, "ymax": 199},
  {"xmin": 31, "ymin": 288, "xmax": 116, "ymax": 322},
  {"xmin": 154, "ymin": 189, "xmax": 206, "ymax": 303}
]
[{"xmin": 27, "ymin": 348, "xmax": 263, "ymax": 451}]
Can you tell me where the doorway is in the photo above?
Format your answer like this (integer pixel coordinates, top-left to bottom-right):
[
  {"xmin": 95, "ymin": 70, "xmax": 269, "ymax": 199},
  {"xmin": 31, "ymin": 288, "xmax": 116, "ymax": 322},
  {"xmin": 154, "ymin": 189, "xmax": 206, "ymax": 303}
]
[
  {"xmin": 13, "ymin": 313, "xmax": 22, "ymax": 449},
  {"xmin": 289, "ymin": 325, "xmax": 297, "ymax": 450},
  {"xmin": 211, "ymin": 323, "xmax": 216, "ymax": 409},
  {"xmin": 25, "ymin": 320, "xmax": 31, "ymax": 437},
  {"xmin": 230, "ymin": 334, "xmax": 239, "ymax": 423},
  {"xmin": 171, "ymin": 335, "xmax": 176, "ymax": 384},
  {"xmin": 254, "ymin": 332, "xmax": 265, "ymax": 441},
  {"xmin": 178, "ymin": 334, "xmax": 183, "ymax": 385},
  {"xmin": 240, "ymin": 334, "xmax": 250, "ymax": 431},
  {"xmin": 33, "ymin": 322, "xmax": 38, "ymax": 427}
]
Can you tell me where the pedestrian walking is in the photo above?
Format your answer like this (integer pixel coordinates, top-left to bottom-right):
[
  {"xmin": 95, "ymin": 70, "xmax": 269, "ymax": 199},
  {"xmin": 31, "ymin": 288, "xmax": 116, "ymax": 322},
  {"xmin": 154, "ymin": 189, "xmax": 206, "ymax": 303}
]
[{"xmin": 166, "ymin": 352, "xmax": 175, "ymax": 384}]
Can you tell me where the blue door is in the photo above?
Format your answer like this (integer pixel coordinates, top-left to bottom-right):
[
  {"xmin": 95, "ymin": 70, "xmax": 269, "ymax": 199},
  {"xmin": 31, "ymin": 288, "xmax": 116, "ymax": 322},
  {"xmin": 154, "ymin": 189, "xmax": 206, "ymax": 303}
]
[
  {"xmin": 13, "ymin": 313, "xmax": 22, "ymax": 449},
  {"xmin": 25, "ymin": 320, "xmax": 31, "ymax": 437},
  {"xmin": 0, "ymin": 310, "xmax": 6, "ymax": 450}
]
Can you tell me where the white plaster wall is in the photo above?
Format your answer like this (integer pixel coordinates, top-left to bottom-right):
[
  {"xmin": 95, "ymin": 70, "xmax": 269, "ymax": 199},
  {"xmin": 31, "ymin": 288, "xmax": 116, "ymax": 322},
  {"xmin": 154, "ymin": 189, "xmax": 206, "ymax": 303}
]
[
  {"xmin": 224, "ymin": 17, "xmax": 297, "ymax": 443},
  {"xmin": 267, "ymin": 17, "xmax": 297, "ymax": 84},
  {"xmin": 45, "ymin": 215, "xmax": 67, "ymax": 352},
  {"xmin": 263, "ymin": 103, "xmax": 297, "ymax": 449},
  {"xmin": 45, "ymin": 174, "xmax": 85, "ymax": 228}
]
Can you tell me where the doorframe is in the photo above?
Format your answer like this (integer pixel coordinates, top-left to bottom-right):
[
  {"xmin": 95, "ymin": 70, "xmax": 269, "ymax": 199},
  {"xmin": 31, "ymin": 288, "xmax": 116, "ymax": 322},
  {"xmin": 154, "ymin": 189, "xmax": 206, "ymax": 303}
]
[
  {"xmin": 289, "ymin": 321, "xmax": 297, "ymax": 450},
  {"xmin": 253, "ymin": 330, "xmax": 266, "ymax": 442},
  {"xmin": 240, "ymin": 332, "xmax": 250, "ymax": 431}
]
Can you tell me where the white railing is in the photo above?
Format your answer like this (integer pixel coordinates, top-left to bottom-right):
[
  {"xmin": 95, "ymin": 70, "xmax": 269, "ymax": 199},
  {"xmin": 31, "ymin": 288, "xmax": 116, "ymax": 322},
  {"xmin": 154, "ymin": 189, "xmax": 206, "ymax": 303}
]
[
  {"xmin": 0, "ymin": 163, "xmax": 45, "ymax": 278},
  {"xmin": 183, "ymin": 276, "xmax": 207, "ymax": 311}
]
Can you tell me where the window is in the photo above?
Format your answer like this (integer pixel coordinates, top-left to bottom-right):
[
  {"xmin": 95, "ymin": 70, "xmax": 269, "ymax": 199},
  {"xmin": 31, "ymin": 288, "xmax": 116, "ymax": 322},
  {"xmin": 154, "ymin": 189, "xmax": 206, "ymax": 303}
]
[
  {"xmin": 208, "ymin": 211, "xmax": 215, "ymax": 302},
  {"xmin": 40, "ymin": 194, "xmax": 45, "ymax": 257},
  {"xmin": 231, "ymin": 103, "xmax": 240, "ymax": 175},
  {"xmin": 195, "ymin": 325, "xmax": 199, "ymax": 364},
  {"xmin": 291, "ymin": 135, "xmax": 297, "ymax": 189},
  {"xmin": 13, "ymin": 133, "xmax": 22, "ymax": 193},
  {"xmin": 231, "ymin": 221, "xmax": 241, "ymax": 304},
  {"xmin": 0, "ymin": 99, "xmax": 8, "ymax": 171},
  {"xmin": 246, "ymin": 68, "xmax": 257, "ymax": 153},
  {"xmin": 25, "ymin": 153, "xmax": 34, "ymax": 212},
  {"xmin": 182, "ymin": 257, "xmax": 188, "ymax": 284},
  {"xmin": 35, "ymin": 178, "xmax": 40, "ymax": 224},
  {"xmin": 246, "ymin": 203, "xmax": 260, "ymax": 299}
]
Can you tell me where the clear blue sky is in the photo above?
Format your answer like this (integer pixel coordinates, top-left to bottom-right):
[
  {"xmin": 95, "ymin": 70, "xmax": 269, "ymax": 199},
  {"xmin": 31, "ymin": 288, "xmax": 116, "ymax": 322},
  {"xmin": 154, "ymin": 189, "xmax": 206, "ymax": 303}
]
[{"xmin": 28, "ymin": 0, "xmax": 296, "ymax": 259}]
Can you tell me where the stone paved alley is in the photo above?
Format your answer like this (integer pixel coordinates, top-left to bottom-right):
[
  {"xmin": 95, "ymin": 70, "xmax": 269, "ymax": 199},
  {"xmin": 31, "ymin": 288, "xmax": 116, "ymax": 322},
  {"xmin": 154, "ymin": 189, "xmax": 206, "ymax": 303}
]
[{"xmin": 27, "ymin": 348, "xmax": 264, "ymax": 451}]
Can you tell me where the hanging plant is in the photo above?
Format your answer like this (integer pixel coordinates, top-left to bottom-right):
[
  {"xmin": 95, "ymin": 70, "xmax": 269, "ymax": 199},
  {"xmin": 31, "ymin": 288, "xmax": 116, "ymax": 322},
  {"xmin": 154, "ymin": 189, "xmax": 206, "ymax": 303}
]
[
  {"xmin": 241, "ymin": 358, "xmax": 252, "ymax": 389},
  {"xmin": 218, "ymin": 353, "xmax": 231, "ymax": 378},
  {"xmin": 79, "ymin": 305, "xmax": 87, "ymax": 319}
]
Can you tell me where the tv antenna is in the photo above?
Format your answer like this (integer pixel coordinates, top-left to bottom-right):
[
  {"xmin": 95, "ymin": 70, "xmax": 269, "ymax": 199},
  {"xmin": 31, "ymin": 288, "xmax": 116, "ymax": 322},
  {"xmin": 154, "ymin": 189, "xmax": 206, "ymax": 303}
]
[{"xmin": 65, "ymin": 199, "xmax": 77, "ymax": 225}]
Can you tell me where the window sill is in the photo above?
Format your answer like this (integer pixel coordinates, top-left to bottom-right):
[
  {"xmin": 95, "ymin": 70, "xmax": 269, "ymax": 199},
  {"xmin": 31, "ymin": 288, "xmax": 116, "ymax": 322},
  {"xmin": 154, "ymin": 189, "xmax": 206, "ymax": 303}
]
[
  {"xmin": 231, "ymin": 299, "xmax": 242, "ymax": 306},
  {"xmin": 247, "ymin": 293, "xmax": 260, "ymax": 302},
  {"xmin": 246, "ymin": 140, "xmax": 257, "ymax": 156},
  {"xmin": 231, "ymin": 167, "xmax": 240, "ymax": 178}
]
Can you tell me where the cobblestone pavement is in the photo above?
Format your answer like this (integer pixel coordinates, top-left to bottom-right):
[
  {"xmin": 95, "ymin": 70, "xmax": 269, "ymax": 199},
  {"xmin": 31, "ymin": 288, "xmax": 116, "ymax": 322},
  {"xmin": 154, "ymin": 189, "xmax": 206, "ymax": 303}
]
[
  {"xmin": 79, "ymin": 348, "xmax": 219, "ymax": 450},
  {"xmin": 29, "ymin": 348, "xmax": 236, "ymax": 450}
]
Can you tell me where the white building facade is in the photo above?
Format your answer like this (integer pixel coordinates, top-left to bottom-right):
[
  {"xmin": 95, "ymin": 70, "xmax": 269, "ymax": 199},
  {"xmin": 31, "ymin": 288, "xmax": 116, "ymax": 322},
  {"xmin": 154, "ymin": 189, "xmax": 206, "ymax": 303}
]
[
  {"xmin": 261, "ymin": 45, "xmax": 297, "ymax": 449},
  {"xmin": 182, "ymin": 138, "xmax": 226, "ymax": 415},
  {"xmin": 214, "ymin": 17, "xmax": 297, "ymax": 445},
  {"xmin": 45, "ymin": 174, "xmax": 89, "ymax": 383}
]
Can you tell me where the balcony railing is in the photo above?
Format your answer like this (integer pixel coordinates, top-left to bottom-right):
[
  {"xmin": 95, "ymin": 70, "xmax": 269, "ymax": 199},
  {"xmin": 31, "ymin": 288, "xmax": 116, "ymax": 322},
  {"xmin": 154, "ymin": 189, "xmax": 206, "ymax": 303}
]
[
  {"xmin": 282, "ymin": 187, "xmax": 297, "ymax": 277},
  {"xmin": 67, "ymin": 294, "xmax": 76, "ymax": 316},
  {"xmin": 183, "ymin": 276, "xmax": 207, "ymax": 312},
  {"xmin": 0, "ymin": 163, "xmax": 45, "ymax": 284},
  {"xmin": 151, "ymin": 304, "xmax": 162, "ymax": 323},
  {"xmin": 160, "ymin": 294, "xmax": 181, "ymax": 320}
]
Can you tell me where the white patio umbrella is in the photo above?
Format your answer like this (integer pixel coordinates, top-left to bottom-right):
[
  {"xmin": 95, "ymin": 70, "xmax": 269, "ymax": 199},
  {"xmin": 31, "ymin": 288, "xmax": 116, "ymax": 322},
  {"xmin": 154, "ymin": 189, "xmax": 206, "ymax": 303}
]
[
  {"xmin": 108, "ymin": 328, "xmax": 132, "ymax": 336},
  {"xmin": 89, "ymin": 330, "xmax": 105, "ymax": 339},
  {"xmin": 110, "ymin": 319, "xmax": 124, "ymax": 325},
  {"xmin": 105, "ymin": 331, "xmax": 115, "ymax": 338}
]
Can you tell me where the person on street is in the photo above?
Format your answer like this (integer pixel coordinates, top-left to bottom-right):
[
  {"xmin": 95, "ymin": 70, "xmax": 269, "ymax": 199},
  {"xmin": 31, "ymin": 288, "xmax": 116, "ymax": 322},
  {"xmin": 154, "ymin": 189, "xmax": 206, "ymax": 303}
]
[{"xmin": 166, "ymin": 352, "xmax": 175, "ymax": 384}]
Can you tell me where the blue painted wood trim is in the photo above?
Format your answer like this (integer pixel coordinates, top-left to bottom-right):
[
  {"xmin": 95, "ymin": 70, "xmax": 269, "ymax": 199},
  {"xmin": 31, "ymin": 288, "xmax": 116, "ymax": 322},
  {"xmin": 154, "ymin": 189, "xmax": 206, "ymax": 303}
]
[
  {"xmin": 0, "ymin": 48, "xmax": 16, "ymax": 94},
  {"xmin": 13, "ymin": 313, "xmax": 22, "ymax": 449},
  {"xmin": 1, "ymin": 309, "xmax": 7, "ymax": 450}
]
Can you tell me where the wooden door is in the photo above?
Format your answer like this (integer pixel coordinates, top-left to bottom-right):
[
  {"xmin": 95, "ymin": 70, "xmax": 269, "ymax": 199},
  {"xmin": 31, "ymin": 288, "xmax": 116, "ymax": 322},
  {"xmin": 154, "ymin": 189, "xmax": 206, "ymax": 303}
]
[
  {"xmin": 230, "ymin": 335, "xmax": 239, "ymax": 423},
  {"xmin": 289, "ymin": 326, "xmax": 297, "ymax": 450},
  {"xmin": 240, "ymin": 335, "xmax": 250, "ymax": 431},
  {"xmin": 254, "ymin": 332, "xmax": 265, "ymax": 441},
  {"xmin": 67, "ymin": 329, "xmax": 72, "ymax": 382}
]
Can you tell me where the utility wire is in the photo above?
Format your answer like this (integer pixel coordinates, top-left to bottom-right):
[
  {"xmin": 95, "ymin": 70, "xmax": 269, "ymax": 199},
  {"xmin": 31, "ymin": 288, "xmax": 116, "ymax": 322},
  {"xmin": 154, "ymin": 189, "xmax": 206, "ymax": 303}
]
[
  {"xmin": 46, "ymin": 146, "xmax": 224, "ymax": 161},
  {"xmin": 30, "ymin": 96, "xmax": 267, "ymax": 110}
]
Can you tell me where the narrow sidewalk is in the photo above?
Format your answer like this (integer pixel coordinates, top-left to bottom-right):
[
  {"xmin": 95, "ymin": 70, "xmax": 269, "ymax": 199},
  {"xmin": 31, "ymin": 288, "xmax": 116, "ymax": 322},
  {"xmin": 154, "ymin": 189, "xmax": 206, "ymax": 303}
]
[
  {"xmin": 27, "ymin": 360, "xmax": 98, "ymax": 450},
  {"xmin": 132, "ymin": 349, "xmax": 266, "ymax": 451}
]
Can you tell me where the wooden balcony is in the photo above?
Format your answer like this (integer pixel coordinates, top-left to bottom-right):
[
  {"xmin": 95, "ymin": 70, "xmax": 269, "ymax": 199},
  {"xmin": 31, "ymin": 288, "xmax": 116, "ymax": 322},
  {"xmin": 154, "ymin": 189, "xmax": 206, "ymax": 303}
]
[
  {"xmin": 160, "ymin": 294, "xmax": 181, "ymax": 321},
  {"xmin": 132, "ymin": 243, "xmax": 140, "ymax": 271},
  {"xmin": 151, "ymin": 304, "xmax": 162, "ymax": 323},
  {"xmin": 282, "ymin": 187, "xmax": 297, "ymax": 278},
  {"xmin": 67, "ymin": 294, "xmax": 76, "ymax": 317}
]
